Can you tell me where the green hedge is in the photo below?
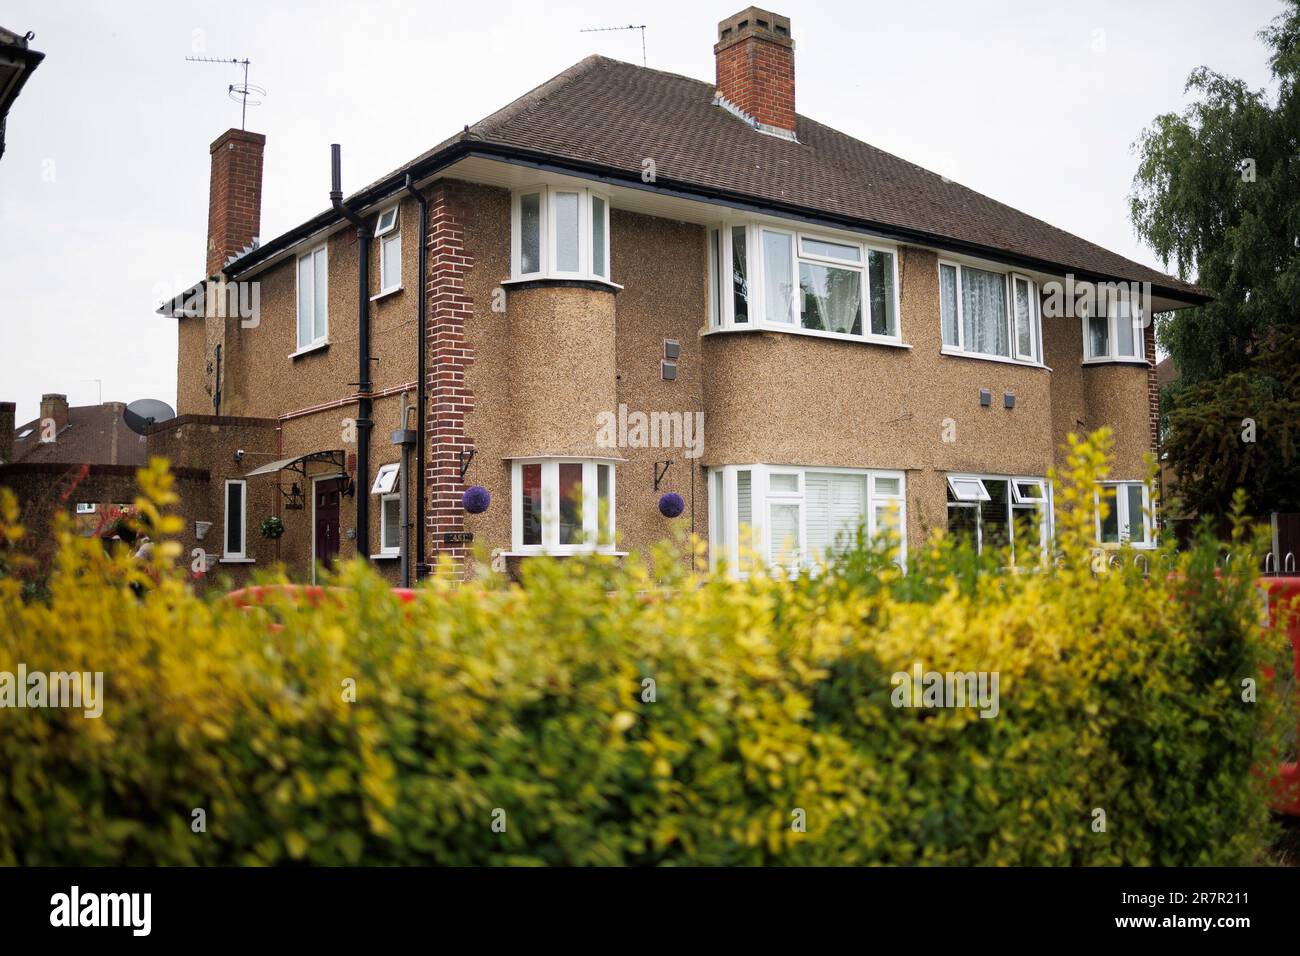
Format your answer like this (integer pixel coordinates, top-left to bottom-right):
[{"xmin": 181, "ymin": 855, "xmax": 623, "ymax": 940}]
[{"xmin": 0, "ymin": 434, "xmax": 1290, "ymax": 865}]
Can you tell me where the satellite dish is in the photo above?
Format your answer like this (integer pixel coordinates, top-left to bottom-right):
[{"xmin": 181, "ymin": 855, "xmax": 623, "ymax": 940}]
[{"xmin": 124, "ymin": 398, "xmax": 176, "ymax": 435}]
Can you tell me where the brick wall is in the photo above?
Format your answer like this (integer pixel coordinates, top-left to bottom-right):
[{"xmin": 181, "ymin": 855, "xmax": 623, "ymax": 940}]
[
  {"xmin": 424, "ymin": 182, "xmax": 476, "ymax": 576},
  {"xmin": 206, "ymin": 129, "xmax": 265, "ymax": 277}
]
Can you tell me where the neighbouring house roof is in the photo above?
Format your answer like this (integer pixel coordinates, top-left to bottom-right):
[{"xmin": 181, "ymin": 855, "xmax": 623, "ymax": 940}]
[
  {"xmin": 213, "ymin": 55, "xmax": 1204, "ymax": 304},
  {"xmin": 10, "ymin": 403, "xmax": 148, "ymax": 467},
  {"xmin": 0, "ymin": 25, "xmax": 44, "ymax": 161},
  {"xmin": 1156, "ymin": 356, "xmax": 1179, "ymax": 387}
]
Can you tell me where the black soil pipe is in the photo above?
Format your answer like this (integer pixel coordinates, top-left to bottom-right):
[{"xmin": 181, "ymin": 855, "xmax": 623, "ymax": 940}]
[
  {"xmin": 331, "ymin": 144, "xmax": 372, "ymax": 558},
  {"xmin": 402, "ymin": 173, "xmax": 428, "ymax": 578}
]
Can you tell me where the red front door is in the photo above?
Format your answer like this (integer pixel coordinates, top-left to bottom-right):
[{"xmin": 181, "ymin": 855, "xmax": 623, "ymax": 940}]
[{"xmin": 314, "ymin": 478, "xmax": 342, "ymax": 573}]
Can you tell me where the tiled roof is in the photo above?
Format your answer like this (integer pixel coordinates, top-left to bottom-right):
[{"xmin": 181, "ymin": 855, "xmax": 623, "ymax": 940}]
[
  {"xmin": 10, "ymin": 403, "xmax": 148, "ymax": 466},
  {"xmin": 231, "ymin": 55, "xmax": 1202, "ymax": 301}
]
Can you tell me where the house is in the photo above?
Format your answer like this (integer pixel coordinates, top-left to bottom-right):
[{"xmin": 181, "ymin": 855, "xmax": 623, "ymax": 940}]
[
  {"xmin": 157, "ymin": 7, "xmax": 1204, "ymax": 585},
  {"xmin": 0, "ymin": 394, "xmax": 208, "ymax": 555}
]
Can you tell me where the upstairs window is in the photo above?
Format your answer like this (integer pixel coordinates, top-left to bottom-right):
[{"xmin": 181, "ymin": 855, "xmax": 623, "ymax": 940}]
[
  {"xmin": 295, "ymin": 244, "xmax": 328, "ymax": 351},
  {"xmin": 939, "ymin": 261, "xmax": 1041, "ymax": 364},
  {"xmin": 1083, "ymin": 294, "xmax": 1145, "ymax": 362},
  {"xmin": 511, "ymin": 459, "xmax": 616, "ymax": 554},
  {"xmin": 375, "ymin": 204, "xmax": 401, "ymax": 295},
  {"xmin": 511, "ymin": 186, "xmax": 611, "ymax": 282},
  {"xmin": 708, "ymin": 223, "xmax": 900, "ymax": 342}
]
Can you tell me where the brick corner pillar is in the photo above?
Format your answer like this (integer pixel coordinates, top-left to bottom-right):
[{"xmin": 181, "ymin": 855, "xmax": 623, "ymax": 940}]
[
  {"xmin": 206, "ymin": 128, "xmax": 266, "ymax": 277},
  {"xmin": 1145, "ymin": 320, "xmax": 1159, "ymax": 458},
  {"xmin": 424, "ymin": 183, "xmax": 476, "ymax": 579}
]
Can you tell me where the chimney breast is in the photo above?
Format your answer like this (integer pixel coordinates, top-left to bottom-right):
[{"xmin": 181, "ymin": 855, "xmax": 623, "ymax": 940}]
[
  {"xmin": 714, "ymin": 7, "xmax": 795, "ymax": 135},
  {"xmin": 206, "ymin": 128, "xmax": 265, "ymax": 277}
]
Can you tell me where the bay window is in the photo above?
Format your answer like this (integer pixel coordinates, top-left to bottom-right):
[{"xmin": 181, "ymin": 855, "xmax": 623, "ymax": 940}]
[
  {"xmin": 945, "ymin": 474, "xmax": 1051, "ymax": 562},
  {"xmin": 1083, "ymin": 295, "xmax": 1145, "ymax": 362},
  {"xmin": 939, "ymin": 260, "xmax": 1042, "ymax": 364},
  {"xmin": 709, "ymin": 464, "xmax": 906, "ymax": 574},
  {"xmin": 707, "ymin": 222, "xmax": 900, "ymax": 342},
  {"xmin": 1095, "ymin": 481, "xmax": 1152, "ymax": 548},
  {"xmin": 511, "ymin": 186, "xmax": 611, "ymax": 282},
  {"xmin": 511, "ymin": 459, "xmax": 616, "ymax": 554}
]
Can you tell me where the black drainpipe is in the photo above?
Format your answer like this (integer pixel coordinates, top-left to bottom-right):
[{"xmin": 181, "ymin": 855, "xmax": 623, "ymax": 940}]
[
  {"xmin": 331, "ymin": 144, "xmax": 372, "ymax": 559},
  {"xmin": 402, "ymin": 173, "xmax": 428, "ymax": 578}
]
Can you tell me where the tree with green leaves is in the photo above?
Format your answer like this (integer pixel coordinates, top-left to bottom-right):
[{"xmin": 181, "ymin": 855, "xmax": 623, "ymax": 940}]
[{"xmin": 1130, "ymin": 0, "xmax": 1300, "ymax": 518}]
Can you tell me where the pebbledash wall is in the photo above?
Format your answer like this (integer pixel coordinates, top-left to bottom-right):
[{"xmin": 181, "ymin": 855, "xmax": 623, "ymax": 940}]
[
  {"xmin": 163, "ymin": 173, "xmax": 1157, "ymax": 582},
  {"xmin": 426, "ymin": 178, "xmax": 1153, "ymax": 566}
]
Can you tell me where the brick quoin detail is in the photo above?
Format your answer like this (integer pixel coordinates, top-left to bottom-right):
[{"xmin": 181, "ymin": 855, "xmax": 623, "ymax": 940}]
[
  {"xmin": 1145, "ymin": 320, "xmax": 1159, "ymax": 458},
  {"xmin": 424, "ymin": 183, "xmax": 475, "ymax": 576},
  {"xmin": 206, "ymin": 129, "xmax": 265, "ymax": 277}
]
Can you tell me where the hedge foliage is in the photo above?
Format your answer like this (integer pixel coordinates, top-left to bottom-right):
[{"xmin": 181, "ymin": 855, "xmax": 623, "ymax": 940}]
[{"xmin": 0, "ymin": 432, "xmax": 1291, "ymax": 865}]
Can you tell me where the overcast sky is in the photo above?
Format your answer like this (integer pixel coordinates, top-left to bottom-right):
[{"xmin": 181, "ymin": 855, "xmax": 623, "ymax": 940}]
[{"xmin": 0, "ymin": 0, "xmax": 1284, "ymax": 424}]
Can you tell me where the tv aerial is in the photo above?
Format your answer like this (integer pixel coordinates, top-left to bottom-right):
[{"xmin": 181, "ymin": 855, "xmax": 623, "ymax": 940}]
[
  {"xmin": 185, "ymin": 55, "xmax": 264, "ymax": 129},
  {"xmin": 579, "ymin": 24, "xmax": 647, "ymax": 67}
]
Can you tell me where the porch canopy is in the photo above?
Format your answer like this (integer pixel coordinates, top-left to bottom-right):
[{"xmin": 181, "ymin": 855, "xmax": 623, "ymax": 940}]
[{"xmin": 243, "ymin": 449, "xmax": 346, "ymax": 480}]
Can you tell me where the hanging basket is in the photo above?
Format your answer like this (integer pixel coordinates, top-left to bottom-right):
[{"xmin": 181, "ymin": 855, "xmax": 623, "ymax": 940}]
[
  {"xmin": 658, "ymin": 492, "xmax": 685, "ymax": 518},
  {"xmin": 463, "ymin": 485, "xmax": 491, "ymax": 514},
  {"xmin": 260, "ymin": 515, "xmax": 285, "ymax": 539}
]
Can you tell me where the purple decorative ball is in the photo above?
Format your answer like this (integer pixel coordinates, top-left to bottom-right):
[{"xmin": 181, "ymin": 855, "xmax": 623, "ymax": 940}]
[
  {"xmin": 658, "ymin": 492, "xmax": 685, "ymax": 518},
  {"xmin": 463, "ymin": 485, "xmax": 491, "ymax": 514}
]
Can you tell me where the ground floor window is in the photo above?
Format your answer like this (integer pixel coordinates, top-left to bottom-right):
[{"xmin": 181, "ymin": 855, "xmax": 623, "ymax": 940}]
[
  {"xmin": 379, "ymin": 493, "xmax": 401, "ymax": 555},
  {"xmin": 945, "ymin": 474, "xmax": 1051, "ymax": 562},
  {"xmin": 1095, "ymin": 481, "xmax": 1152, "ymax": 548},
  {"xmin": 709, "ymin": 464, "xmax": 905, "ymax": 575},
  {"xmin": 511, "ymin": 459, "xmax": 616, "ymax": 553},
  {"xmin": 223, "ymin": 480, "xmax": 247, "ymax": 559}
]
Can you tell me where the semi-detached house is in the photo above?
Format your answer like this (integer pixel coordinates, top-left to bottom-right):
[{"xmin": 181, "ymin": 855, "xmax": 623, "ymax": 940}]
[{"xmin": 157, "ymin": 7, "xmax": 1205, "ymax": 584}]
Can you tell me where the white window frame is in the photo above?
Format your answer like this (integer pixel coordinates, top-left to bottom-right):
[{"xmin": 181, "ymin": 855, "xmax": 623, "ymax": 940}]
[
  {"xmin": 708, "ymin": 464, "xmax": 907, "ymax": 576},
  {"xmin": 510, "ymin": 185, "xmax": 612, "ymax": 283},
  {"xmin": 510, "ymin": 459, "xmax": 618, "ymax": 555},
  {"xmin": 223, "ymin": 479, "xmax": 247, "ymax": 560},
  {"xmin": 946, "ymin": 473, "xmax": 1054, "ymax": 561},
  {"xmin": 375, "ymin": 204, "xmax": 401, "ymax": 295},
  {"xmin": 1094, "ymin": 481, "xmax": 1154, "ymax": 549},
  {"xmin": 75, "ymin": 502, "xmax": 96, "ymax": 514},
  {"xmin": 707, "ymin": 219, "xmax": 903, "ymax": 345},
  {"xmin": 947, "ymin": 476, "xmax": 991, "ymax": 502},
  {"xmin": 938, "ymin": 259, "xmax": 1043, "ymax": 365},
  {"xmin": 1082, "ymin": 294, "xmax": 1147, "ymax": 364},
  {"xmin": 295, "ymin": 244, "xmax": 329, "ymax": 352},
  {"xmin": 379, "ymin": 493, "xmax": 401, "ymax": 556},
  {"xmin": 370, "ymin": 462, "xmax": 400, "ymax": 496}
]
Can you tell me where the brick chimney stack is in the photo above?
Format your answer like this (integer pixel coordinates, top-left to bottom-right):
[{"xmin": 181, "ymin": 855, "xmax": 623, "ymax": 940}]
[
  {"xmin": 0, "ymin": 402, "xmax": 14, "ymax": 463},
  {"xmin": 206, "ymin": 128, "xmax": 265, "ymax": 277},
  {"xmin": 39, "ymin": 393, "xmax": 68, "ymax": 438},
  {"xmin": 714, "ymin": 7, "xmax": 795, "ymax": 136}
]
